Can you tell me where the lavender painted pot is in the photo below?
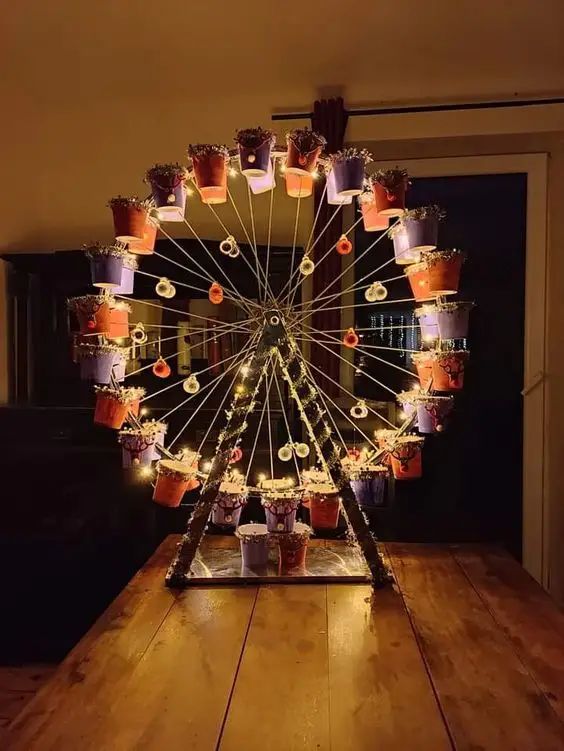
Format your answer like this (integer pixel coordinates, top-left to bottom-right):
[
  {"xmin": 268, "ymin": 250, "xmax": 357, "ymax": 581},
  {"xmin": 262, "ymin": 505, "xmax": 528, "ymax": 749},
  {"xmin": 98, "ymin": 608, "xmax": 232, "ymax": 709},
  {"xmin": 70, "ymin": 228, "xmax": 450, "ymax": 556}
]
[
  {"xmin": 436, "ymin": 304, "xmax": 472, "ymax": 339},
  {"xmin": 112, "ymin": 265, "xmax": 135, "ymax": 295},
  {"xmin": 120, "ymin": 433, "xmax": 157, "ymax": 469},
  {"xmin": 79, "ymin": 350, "xmax": 116, "ymax": 383},
  {"xmin": 350, "ymin": 475, "xmax": 386, "ymax": 507},
  {"xmin": 149, "ymin": 424, "xmax": 167, "ymax": 461},
  {"xmin": 90, "ymin": 255, "xmax": 124, "ymax": 288},
  {"xmin": 151, "ymin": 181, "xmax": 186, "ymax": 222},
  {"xmin": 403, "ymin": 216, "xmax": 438, "ymax": 252},
  {"xmin": 262, "ymin": 498, "xmax": 300, "ymax": 533},
  {"xmin": 331, "ymin": 158, "xmax": 365, "ymax": 197},
  {"xmin": 392, "ymin": 227, "xmax": 420, "ymax": 264},
  {"xmin": 237, "ymin": 524, "xmax": 269, "ymax": 569},
  {"xmin": 212, "ymin": 493, "xmax": 247, "ymax": 527},
  {"xmin": 239, "ymin": 140, "xmax": 272, "ymax": 177},
  {"xmin": 416, "ymin": 397, "xmax": 453, "ymax": 434},
  {"xmin": 416, "ymin": 309, "xmax": 439, "ymax": 341},
  {"xmin": 111, "ymin": 352, "xmax": 127, "ymax": 382}
]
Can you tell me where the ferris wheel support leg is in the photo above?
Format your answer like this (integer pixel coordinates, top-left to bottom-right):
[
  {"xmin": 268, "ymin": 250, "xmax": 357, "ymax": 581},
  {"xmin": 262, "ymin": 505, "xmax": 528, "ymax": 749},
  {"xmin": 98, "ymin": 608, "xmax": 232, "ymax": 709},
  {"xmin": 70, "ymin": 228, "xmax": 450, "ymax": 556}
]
[
  {"xmin": 277, "ymin": 341, "xmax": 393, "ymax": 589},
  {"xmin": 165, "ymin": 344, "xmax": 271, "ymax": 588}
]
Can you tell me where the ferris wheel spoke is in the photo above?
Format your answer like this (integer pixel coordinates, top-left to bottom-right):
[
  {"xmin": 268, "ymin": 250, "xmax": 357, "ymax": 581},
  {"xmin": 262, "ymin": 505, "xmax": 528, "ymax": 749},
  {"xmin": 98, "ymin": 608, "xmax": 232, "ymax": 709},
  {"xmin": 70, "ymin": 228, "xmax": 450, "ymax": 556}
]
[
  {"xmin": 244, "ymin": 361, "xmax": 275, "ymax": 486},
  {"xmin": 134, "ymin": 267, "xmax": 247, "ymax": 308},
  {"xmin": 263, "ymin": 161, "xmax": 276, "ymax": 308},
  {"xmin": 290, "ymin": 296, "xmax": 418, "ymax": 328},
  {"xmin": 115, "ymin": 295, "xmax": 254, "ymax": 329},
  {"xmin": 273, "ymin": 364, "xmax": 301, "ymax": 480}
]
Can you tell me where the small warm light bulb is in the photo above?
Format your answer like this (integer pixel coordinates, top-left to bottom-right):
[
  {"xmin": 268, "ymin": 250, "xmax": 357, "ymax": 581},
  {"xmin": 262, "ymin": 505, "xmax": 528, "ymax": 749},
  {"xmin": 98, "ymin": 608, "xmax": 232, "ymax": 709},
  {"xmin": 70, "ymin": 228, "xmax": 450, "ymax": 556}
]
[
  {"xmin": 229, "ymin": 168, "xmax": 238, "ymax": 177},
  {"xmin": 310, "ymin": 171, "xmax": 319, "ymax": 180},
  {"xmin": 398, "ymin": 410, "xmax": 407, "ymax": 421},
  {"xmin": 424, "ymin": 333, "xmax": 436, "ymax": 342},
  {"xmin": 140, "ymin": 407, "xmax": 149, "ymax": 416},
  {"xmin": 235, "ymin": 385, "xmax": 245, "ymax": 395},
  {"xmin": 413, "ymin": 382, "xmax": 421, "ymax": 391},
  {"xmin": 186, "ymin": 187, "xmax": 194, "ymax": 196},
  {"xmin": 140, "ymin": 466, "xmax": 152, "ymax": 478},
  {"xmin": 114, "ymin": 338, "xmax": 124, "ymax": 345},
  {"xmin": 203, "ymin": 460, "xmax": 212, "ymax": 472},
  {"xmin": 280, "ymin": 164, "xmax": 286, "ymax": 173},
  {"xmin": 258, "ymin": 473, "xmax": 266, "ymax": 483},
  {"xmin": 241, "ymin": 365, "xmax": 250, "ymax": 377}
]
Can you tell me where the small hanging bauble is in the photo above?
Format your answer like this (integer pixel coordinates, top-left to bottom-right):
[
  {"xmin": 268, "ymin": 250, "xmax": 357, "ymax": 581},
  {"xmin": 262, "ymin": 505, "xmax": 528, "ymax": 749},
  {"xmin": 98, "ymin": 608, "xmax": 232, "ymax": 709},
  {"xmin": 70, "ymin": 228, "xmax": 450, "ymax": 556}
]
[
  {"xmin": 348, "ymin": 447, "xmax": 361, "ymax": 461},
  {"xmin": 336, "ymin": 234, "xmax": 352, "ymax": 255},
  {"xmin": 209, "ymin": 282, "xmax": 224, "ymax": 305},
  {"xmin": 131, "ymin": 322, "xmax": 148, "ymax": 344},
  {"xmin": 167, "ymin": 193, "xmax": 176, "ymax": 204},
  {"xmin": 86, "ymin": 318, "xmax": 96, "ymax": 331},
  {"xmin": 152, "ymin": 357, "xmax": 171, "ymax": 378},
  {"xmin": 228, "ymin": 243, "xmax": 240, "ymax": 258},
  {"xmin": 183, "ymin": 374, "xmax": 200, "ymax": 394},
  {"xmin": 164, "ymin": 283, "xmax": 176, "ymax": 299},
  {"xmin": 229, "ymin": 446, "xmax": 243, "ymax": 464},
  {"xmin": 219, "ymin": 236, "xmax": 236, "ymax": 255},
  {"xmin": 295, "ymin": 442, "xmax": 310, "ymax": 459},
  {"xmin": 299, "ymin": 257, "xmax": 315, "ymax": 276},
  {"xmin": 278, "ymin": 444, "xmax": 293, "ymax": 462},
  {"xmin": 343, "ymin": 327, "xmax": 359, "ymax": 348},
  {"xmin": 350, "ymin": 400, "xmax": 369, "ymax": 419},
  {"xmin": 436, "ymin": 424, "xmax": 444, "ymax": 433},
  {"xmin": 247, "ymin": 153, "xmax": 256, "ymax": 164},
  {"xmin": 156, "ymin": 277, "xmax": 172, "ymax": 298},
  {"xmin": 371, "ymin": 281, "xmax": 388, "ymax": 301}
]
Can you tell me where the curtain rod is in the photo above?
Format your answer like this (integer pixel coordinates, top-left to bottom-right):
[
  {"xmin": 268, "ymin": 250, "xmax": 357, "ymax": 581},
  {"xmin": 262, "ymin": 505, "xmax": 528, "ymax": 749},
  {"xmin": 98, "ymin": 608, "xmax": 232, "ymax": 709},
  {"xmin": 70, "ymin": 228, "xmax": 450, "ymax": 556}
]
[{"xmin": 271, "ymin": 96, "xmax": 564, "ymax": 121}]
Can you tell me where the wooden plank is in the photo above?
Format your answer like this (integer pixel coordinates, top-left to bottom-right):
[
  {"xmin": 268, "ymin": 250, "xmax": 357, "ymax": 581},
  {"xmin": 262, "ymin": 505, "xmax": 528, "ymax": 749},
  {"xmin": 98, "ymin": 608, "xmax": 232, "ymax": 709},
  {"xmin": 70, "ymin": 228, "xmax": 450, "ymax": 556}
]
[
  {"xmin": 72, "ymin": 587, "xmax": 258, "ymax": 751},
  {"xmin": 388, "ymin": 543, "xmax": 564, "ymax": 751},
  {"xmin": 0, "ymin": 665, "xmax": 56, "ymax": 694},
  {"xmin": 5, "ymin": 537, "xmax": 179, "ymax": 751},
  {"xmin": 326, "ymin": 584, "xmax": 452, "ymax": 751},
  {"xmin": 219, "ymin": 585, "xmax": 331, "ymax": 751},
  {"xmin": 0, "ymin": 690, "xmax": 36, "ymax": 721},
  {"xmin": 452, "ymin": 544, "xmax": 564, "ymax": 724}
]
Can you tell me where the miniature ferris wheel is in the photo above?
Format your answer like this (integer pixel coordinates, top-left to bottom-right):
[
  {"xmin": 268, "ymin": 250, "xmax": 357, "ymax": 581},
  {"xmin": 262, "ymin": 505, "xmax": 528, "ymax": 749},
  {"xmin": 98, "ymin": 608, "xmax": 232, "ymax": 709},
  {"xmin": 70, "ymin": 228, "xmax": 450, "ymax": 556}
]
[{"xmin": 67, "ymin": 126, "xmax": 473, "ymax": 587}]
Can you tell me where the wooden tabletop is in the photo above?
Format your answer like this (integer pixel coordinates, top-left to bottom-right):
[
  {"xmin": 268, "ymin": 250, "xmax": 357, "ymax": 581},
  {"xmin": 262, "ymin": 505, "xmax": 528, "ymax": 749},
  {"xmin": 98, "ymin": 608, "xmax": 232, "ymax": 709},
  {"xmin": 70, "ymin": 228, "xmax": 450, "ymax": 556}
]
[{"xmin": 5, "ymin": 537, "xmax": 564, "ymax": 750}]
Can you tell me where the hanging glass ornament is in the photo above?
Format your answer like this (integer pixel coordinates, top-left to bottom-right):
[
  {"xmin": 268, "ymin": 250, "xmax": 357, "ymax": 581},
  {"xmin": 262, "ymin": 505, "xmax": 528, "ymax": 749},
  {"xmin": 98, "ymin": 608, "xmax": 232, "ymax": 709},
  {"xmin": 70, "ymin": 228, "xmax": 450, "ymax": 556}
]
[
  {"xmin": 183, "ymin": 374, "xmax": 200, "ymax": 394},
  {"xmin": 299, "ymin": 257, "xmax": 315, "ymax": 276},
  {"xmin": 152, "ymin": 356, "xmax": 171, "ymax": 378},
  {"xmin": 350, "ymin": 400, "xmax": 369, "ymax": 419},
  {"xmin": 131, "ymin": 322, "xmax": 148, "ymax": 344},
  {"xmin": 228, "ymin": 243, "xmax": 240, "ymax": 258},
  {"xmin": 343, "ymin": 327, "xmax": 359, "ymax": 348},
  {"xmin": 163, "ymin": 282, "xmax": 176, "ymax": 299},
  {"xmin": 372, "ymin": 281, "xmax": 388, "ymax": 301},
  {"xmin": 229, "ymin": 446, "xmax": 243, "ymax": 464},
  {"xmin": 295, "ymin": 442, "xmax": 310, "ymax": 458},
  {"xmin": 336, "ymin": 234, "xmax": 353, "ymax": 255},
  {"xmin": 348, "ymin": 446, "xmax": 361, "ymax": 461},
  {"xmin": 278, "ymin": 444, "xmax": 293, "ymax": 462},
  {"xmin": 155, "ymin": 278, "xmax": 172, "ymax": 297},
  {"xmin": 219, "ymin": 236, "xmax": 239, "ymax": 256},
  {"xmin": 209, "ymin": 282, "xmax": 224, "ymax": 304}
]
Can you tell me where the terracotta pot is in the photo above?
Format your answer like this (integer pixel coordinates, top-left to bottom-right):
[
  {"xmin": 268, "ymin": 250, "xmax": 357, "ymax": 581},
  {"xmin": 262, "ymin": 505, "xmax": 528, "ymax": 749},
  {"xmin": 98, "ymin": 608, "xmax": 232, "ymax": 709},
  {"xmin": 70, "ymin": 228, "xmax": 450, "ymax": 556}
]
[
  {"xmin": 286, "ymin": 139, "xmax": 321, "ymax": 175},
  {"xmin": 94, "ymin": 393, "xmax": 129, "ymax": 429},
  {"xmin": 307, "ymin": 484, "xmax": 340, "ymax": 529},
  {"xmin": 431, "ymin": 351, "xmax": 468, "ymax": 391},
  {"xmin": 405, "ymin": 262, "xmax": 434, "ymax": 302},
  {"xmin": 361, "ymin": 202, "xmax": 389, "ymax": 232},
  {"xmin": 372, "ymin": 181, "xmax": 406, "ymax": 216},
  {"xmin": 152, "ymin": 459, "xmax": 198, "ymax": 507},
  {"xmin": 276, "ymin": 522, "xmax": 311, "ymax": 571},
  {"xmin": 69, "ymin": 297, "xmax": 111, "ymax": 335},
  {"xmin": 108, "ymin": 306, "xmax": 129, "ymax": 339},
  {"xmin": 193, "ymin": 153, "xmax": 227, "ymax": 205},
  {"xmin": 426, "ymin": 251, "xmax": 464, "ymax": 295},
  {"xmin": 285, "ymin": 173, "xmax": 313, "ymax": 198},
  {"xmin": 111, "ymin": 203, "xmax": 147, "ymax": 243},
  {"xmin": 389, "ymin": 438, "xmax": 424, "ymax": 480},
  {"xmin": 412, "ymin": 353, "xmax": 434, "ymax": 389},
  {"xmin": 128, "ymin": 220, "xmax": 157, "ymax": 255}
]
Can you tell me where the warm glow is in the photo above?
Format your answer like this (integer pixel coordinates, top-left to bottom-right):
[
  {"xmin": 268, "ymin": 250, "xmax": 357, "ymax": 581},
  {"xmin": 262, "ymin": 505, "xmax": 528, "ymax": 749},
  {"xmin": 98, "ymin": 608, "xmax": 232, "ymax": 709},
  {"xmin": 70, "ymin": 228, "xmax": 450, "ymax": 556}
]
[
  {"xmin": 140, "ymin": 466, "xmax": 152, "ymax": 478},
  {"xmin": 140, "ymin": 407, "xmax": 149, "ymax": 416},
  {"xmin": 412, "ymin": 382, "xmax": 421, "ymax": 391},
  {"xmin": 186, "ymin": 187, "xmax": 194, "ymax": 196},
  {"xmin": 235, "ymin": 385, "xmax": 245, "ymax": 395},
  {"xmin": 241, "ymin": 365, "xmax": 250, "ymax": 377},
  {"xmin": 229, "ymin": 168, "xmax": 238, "ymax": 177},
  {"xmin": 398, "ymin": 410, "xmax": 407, "ymax": 420},
  {"xmin": 258, "ymin": 473, "xmax": 266, "ymax": 482},
  {"xmin": 203, "ymin": 460, "xmax": 212, "ymax": 472}
]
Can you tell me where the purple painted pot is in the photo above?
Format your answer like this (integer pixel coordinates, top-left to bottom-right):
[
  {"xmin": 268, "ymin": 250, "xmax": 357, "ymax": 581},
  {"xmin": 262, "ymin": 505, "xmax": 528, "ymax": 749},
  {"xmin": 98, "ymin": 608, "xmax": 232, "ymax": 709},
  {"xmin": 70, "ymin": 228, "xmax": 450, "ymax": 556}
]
[
  {"xmin": 237, "ymin": 523, "xmax": 270, "ymax": 568},
  {"xmin": 392, "ymin": 227, "xmax": 420, "ymax": 265},
  {"xmin": 403, "ymin": 216, "xmax": 438, "ymax": 252},
  {"xmin": 331, "ymin": 157, "xmax": 365, "ymax": 197},
  {"xmin": 150, "ymin": 181, "xmax": 186, "ymax": 222},
  {"xmin": 416, "ymin": 309, "xmax": 439, "ymax": 341},
  {"xmin": 111, "ymin": 352, "xmax": 127, "ymax": 382},
  {"xmin": 416, "ymin": 397, "xmax": 453, "ymax": 434},
  {"xmin": 112, "ymin": 264, "xmax": 135, "ymax": 295},
  {"xmin": 212, "ymin": 493, "xmax": 247, "ymax": 527},
  {"xmin": 239, "ymin": 140, "xmax": 272, "ymax": 177},
  {"xmin": 120, "ymin": 432, "xmax": 157, "ymax": 469},
  {"xmin": 350, "ymin": 475, "xmax": 386, "ymax": 507},
  {"xmin": 79, "ymin": 350, "xmax": 116, "ymax": 383},
  {"xmin": 90, "ymin": 255, "xmax": 124, "ymax": 288},
  {"xmin": 436, "ymin": 304, "xmax": 472, "ymax": 339},
  {"xmin": 148, "ymin": 424, "xmax": 167, "ymax": 461},
  {"xmin": 262, "ymin": 498, "xmax": 300, "ymax": 532}
]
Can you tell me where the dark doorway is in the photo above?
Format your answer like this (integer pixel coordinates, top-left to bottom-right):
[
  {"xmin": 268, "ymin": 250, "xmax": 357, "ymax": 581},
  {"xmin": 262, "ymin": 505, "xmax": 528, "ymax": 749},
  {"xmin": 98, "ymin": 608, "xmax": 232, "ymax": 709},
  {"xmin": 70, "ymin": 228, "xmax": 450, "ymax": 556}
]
[{"xmin": 354, "ymin": 173, "xmax": 527, "ymax": 557}]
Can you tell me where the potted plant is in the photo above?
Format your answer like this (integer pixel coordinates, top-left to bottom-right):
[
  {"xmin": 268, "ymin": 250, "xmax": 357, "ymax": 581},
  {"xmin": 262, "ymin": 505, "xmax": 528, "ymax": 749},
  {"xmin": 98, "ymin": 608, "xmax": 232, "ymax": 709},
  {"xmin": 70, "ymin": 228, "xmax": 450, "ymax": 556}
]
[
  {"xmin": 431, "ymin": 349, "xmax": 469, "ymax": 391},
  {"xmin": 329, "ymin": 147, "xmax": 372, "ymax": 197},
  {"xmin": 153, "ymin": 457, "xmax": 200, "ymax": 508},
  {"xmin": 326, "ymin": 167, "xmax": 352, "ymax": 206},
  {"xmin": 404, "ymin": 260, "xmax": 434, "ymax": 302},
  {"xmin": 85, "ymin": 242, "xmax": 128, "ymax": 289},
  {"xmin": 118, "ymin": 426, "xmax": 157, "ymax": 468},
  {"xmin": 348, "ymin": 463, "xmax": 388, "ymax": 507},
  {"xmin": 275, "ymin": 522, "xmax": 312, "ymax": 572},
  {"xmin": 236, "ymin": 524, "xmax": 270, "ymax": 569},
  {"xmin": 415, "ymin": 394, "xmax": 454, "ymax": 434},
  {"xmin": 424, "ymin": 248, "xmax": 464, "ymax": 295},
  {"xmin": 358, "ymin": 189, "xmax": 389, "ymax": 232},
  {"xmin": 108, "ymin": 196, "xmax": 149, "ymax": 242},
  {"xmin": 285, "ymin": 128, "xmax": 326, "ymax": 175},
  {"xmin": 77, "ymin": 342, "xmax": 127, "ymax": 383},
  {"xmin": 145, "ymin": 163, "xmax": 187, "ymax": 221},
  {"xmin": 211, "ymin": 479, "xmax": 248, "ymax": 527},
  {"xmin": 108, "ymin": 300, "xmax": 131, "ymax": 339},
  {"xmin": 112, "ymin": 347, "xmax": 129, "ymax": 382},
  {"xmin": 370, "ymin": 168, "xmax": 409, "ymax": 216},
  {"xmin": 388, "ymin": 222, "xmax": 421, "ymax": 264},
  {"xmin": 433, "ymin": 300, "xmax": 474, "ymax": 339},
  {"xmin": 93, "ymin": 385, "xmax": 145, "ymax": 429},
  {"xmin": 414, "ymin": 305, "xmax": 439, "ymax": 342},
  {"xmin": 285, "ymin": 172, "xmax": 313, "ymax": 198},
  {"xmin": 401, "ymin": 205, "xmax": 445, "ymax": 252},
  {"xmin": 234, "ymin": 127, "xmax": 276, "ymax": 177},
  {"xmin": 111, "ymin": 252, "xmax": 138, "ymax": 295},
  {"xmin": 305, "ymin": 482, "xmax": 341, "ymax": 530},
  {"xmin": 187, "ymin": 143, "xmax": 229, "ymax": 205},
  {"xmin": 389, "ymin": 435, "xmax": 425, "ymax": 480},
  {"xmin": 67, "ymin": 295, "xmax": 111, "ymax": 335},
  {"xmin": 144, "ymin": 419, "xmax": 168, "ymax": 461},
  {"xmin": 248, "ymin": 159, "xmax": 276, "ymax": 194},
  {"xmin": 411, "ymin": 352, "xmax": 434, "ymax": 389},
  {"xmin": 260, "ymin": 480, "xmax": 303, "ymax": 532},
  {"xmin": 128, "ymin": 215, "xmax": 159, "ymax": 255}
]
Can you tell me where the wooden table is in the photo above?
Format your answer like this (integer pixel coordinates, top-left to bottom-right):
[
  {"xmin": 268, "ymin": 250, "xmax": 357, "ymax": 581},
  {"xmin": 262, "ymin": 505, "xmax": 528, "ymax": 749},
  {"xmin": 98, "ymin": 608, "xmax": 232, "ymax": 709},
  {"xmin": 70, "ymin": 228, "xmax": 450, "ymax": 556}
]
[{"xmin": 5, "ymin": 536, "xmax": 564, "ymax": 750}]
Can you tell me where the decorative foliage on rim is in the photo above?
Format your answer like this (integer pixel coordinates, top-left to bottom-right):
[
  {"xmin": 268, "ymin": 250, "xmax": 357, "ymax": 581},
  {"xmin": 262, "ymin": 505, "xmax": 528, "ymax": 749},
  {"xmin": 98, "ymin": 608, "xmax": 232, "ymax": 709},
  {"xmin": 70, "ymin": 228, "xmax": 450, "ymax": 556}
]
[
  {"xmin": 187, "ymin": 143, "xmax": 230, "ymax": 160},
  {"xmin": 286, "ymin": 127, "xmax": 327, "ymax": 152},
  {"xmin": 234, "ymin": 127, "xmax": 275, "ymax": 148},
  {"xmin": 107, "ymin": 196, "xmax": 150, "ymax": 210},
  {"xmin": 144, "ymin": 163, "xmax": 187, "ymax": 183},
  {"xmin": 329, "ymin": 147, "xmax": 373, "ymax": 164},
  {"xmin": 83, "ymin": 242, "xmax": 128, "ymax": 258},
  {"xmin": 403, "ymin": 204, "xmax": 447, "ymax": 222},
  {"xmin": 94, "ymin": 385, "xmax": 146, "ymax": 403},
  {"xmin": 370, "ymin": 168, "xmax": 409, "ymax": 190}
]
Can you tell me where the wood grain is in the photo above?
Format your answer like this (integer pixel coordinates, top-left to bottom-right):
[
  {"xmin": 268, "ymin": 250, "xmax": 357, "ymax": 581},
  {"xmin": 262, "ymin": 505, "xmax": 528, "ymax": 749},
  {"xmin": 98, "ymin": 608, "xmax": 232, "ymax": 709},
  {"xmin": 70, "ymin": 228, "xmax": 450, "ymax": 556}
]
[
  {"xmin": 327, "ymin": 583, "xmax": 452, "ymax": 750},
  {"xmin": 0, "ymin": 665, "xmax": 56, "ymax": 695},
  {"xmin": 4, "ymin": 537, "xmax": 178, "ymax": 751},
  {"xmin": 219, "ymin": 585, "xmax": 331, "ymax": 751},
  {"xmin": 388, "ymin": 543, "xmax": 564, "ymax": 751},
  {"xmin": 452, "ymin": 544, "xmax": 564, "ymax": 724}
]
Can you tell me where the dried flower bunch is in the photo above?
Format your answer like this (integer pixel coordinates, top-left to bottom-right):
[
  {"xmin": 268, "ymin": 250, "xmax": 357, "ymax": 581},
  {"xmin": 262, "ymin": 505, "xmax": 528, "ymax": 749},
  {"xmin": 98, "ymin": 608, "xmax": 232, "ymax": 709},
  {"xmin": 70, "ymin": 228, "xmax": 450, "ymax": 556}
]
[
  {"xmin": 329, "ymin": 147, "xmax": 373, "ymax": 164},
  {"xmin": 83, "ymin": 241, "xmax": 127, "ymax": 258},
  {"xmin": 107, "ymin": 195, "xmax": 149, "ymax": 210},
  {"xmin": 287, "ymin": 127, "xmax": 327, "ymax": 152},
  {"xmin": 187, "ymin": 143, "xmax": 230, "ymax": 159},
  {"xmin": 370, "ymin": 168, "xmax": 409, "ymax": 189},
  {"xmin": 234, "ymin": 127, "xmax": 275, "ymax": 148},
  {"xmin": 403, "ymin": 204, "xmax": 446, "ymax": 222},
  {"xmin": 145, "ymin": 163, "xmax": 187, "ymax": 183}
]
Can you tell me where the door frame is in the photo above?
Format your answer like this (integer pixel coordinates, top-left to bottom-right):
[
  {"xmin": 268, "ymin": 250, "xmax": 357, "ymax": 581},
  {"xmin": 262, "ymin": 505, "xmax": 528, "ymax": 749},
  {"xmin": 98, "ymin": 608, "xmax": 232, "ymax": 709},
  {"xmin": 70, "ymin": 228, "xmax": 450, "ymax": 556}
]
[{"xmin": 343, "ymin": 154, "xmax": 548, "ymax": 584}]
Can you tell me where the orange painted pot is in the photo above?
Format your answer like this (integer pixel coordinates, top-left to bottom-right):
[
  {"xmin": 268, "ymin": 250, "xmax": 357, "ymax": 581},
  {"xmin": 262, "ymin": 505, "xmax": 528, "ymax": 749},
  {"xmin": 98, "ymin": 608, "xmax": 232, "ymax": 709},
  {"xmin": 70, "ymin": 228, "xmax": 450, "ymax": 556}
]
[
  {"xmin": 361, "ymin": 202, "xmax": 389, "ymax": 232},
  {"xmin": 70, "ymin": 297, "xmax": 111, "ymax": 335},
  {"xmin": 426, "ymin": 252, "xmax": 464, "ymax": 295},
  {"xmin": 405, "ymin": 262, "xmax": 434, "ymax": 302},
  {"xmin": 431, "ymin": 351, "xmax": 468, "ymax": 391},
  {"xmin": 128, "ymin": 220, "xmax": 157, "ymax": 255},
  {"xmin": 112, "ymin": 203, "xmax": 148, "ymax": 243},
  {"xmin": 286, "ymin": 140, "xmax": 321, "ymax": 175},
  {"xmin": 94, "ymin": 393, "xmax": 129, "ymax": 429},
  {"xmin": 193, "ymin": 154, "xmax": 227, "ymax": 205},
  {"xmin": 372, "ymin": 181, "xmax": 406, "ymax": 216},
  {"xmin": 412, "ymin": 353, "xmax": 434, "ymax": 389},
  {"xmin": 108, "ymin": 306, "xmax": 129, "ymax": 339},
  {"xmin": 285, "ymin": 173, "xmax": 313, "ymax": 198},
  {"xmin": 307, "ymin": 484, "xmax": 340, "ymax": 530},
  {"xmin": 389, "ymin": 438, "xmax": 424, "ymax": 480},
  {"xmin": 276, "ymin": 522, "xmax": 311, "ymax": 571},
  {"xmin": 152, "ymin": 459, "xmax": 200, "ymax": 507}
]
